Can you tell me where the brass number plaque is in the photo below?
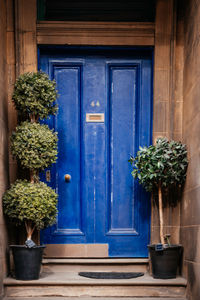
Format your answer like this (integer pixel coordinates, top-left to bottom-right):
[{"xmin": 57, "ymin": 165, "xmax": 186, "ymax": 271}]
[{"xmin": 86, "ymin": 113, "xmax": 104, "ymax": 123}]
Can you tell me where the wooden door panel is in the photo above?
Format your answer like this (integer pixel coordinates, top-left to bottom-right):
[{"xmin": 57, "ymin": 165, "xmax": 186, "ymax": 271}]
[{"xmin": 39, "ymin": 49, "xmax": 152, "ymax": 257}]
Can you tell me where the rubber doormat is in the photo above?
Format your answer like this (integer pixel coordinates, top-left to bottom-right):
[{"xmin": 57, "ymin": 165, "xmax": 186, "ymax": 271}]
[{"xmin": 78, "ymin": 272, "xmax": 144, "ymax": 279}]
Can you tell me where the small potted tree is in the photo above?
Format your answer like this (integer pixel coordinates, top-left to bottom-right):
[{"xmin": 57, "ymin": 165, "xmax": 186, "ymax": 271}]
[
  {"xmin": 129, "ymin": 138, "xmax": 188, "ymax": 279},
  {"xmin": 3, "ymin": 72, "xmax": 58, "ymax": 280}
]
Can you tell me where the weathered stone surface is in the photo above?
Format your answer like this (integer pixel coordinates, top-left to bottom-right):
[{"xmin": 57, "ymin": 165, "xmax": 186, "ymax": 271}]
[
  {"xmin": 4, "ymin": 271, "xmax": 187, "ymax": 298},
  {"xmin": 4, "ymin": 297, "xmax": 187, "ymax": 300},
  {"xmin": 0, "ymin": 0, "xmax": 10, "ymax": 298},
  {"xmin": 181, "ymin": 1, "xmax": 200, "ymax": 300},
  {"xmin": 42, "ymin": 258, "xmax": 148, "ymax": 273}
]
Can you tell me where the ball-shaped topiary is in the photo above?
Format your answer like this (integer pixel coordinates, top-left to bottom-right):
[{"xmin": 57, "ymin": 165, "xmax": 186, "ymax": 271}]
[
  {"xmin": 129, "ymin": 138, "xmax": 188, "ymax": 193},
  {"xmin": 129, "ymin": 137, "xmax": 188, "ymax": 245},
  {"xmin": 11, "ymin": 121, "xmax": 58, "ymax": 170},
  {"xmin": 3, "ymin": 180, "xmax": 58, "ymax": 239},
  {"xmin": 12, "ymin": 71, "xmax": 58, "ymax": 119}
]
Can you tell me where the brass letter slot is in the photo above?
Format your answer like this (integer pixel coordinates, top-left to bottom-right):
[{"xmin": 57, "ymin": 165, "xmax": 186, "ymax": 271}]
[{"xmin": 86, "ymin": 113, "xmax": 104, "ymax": 123}]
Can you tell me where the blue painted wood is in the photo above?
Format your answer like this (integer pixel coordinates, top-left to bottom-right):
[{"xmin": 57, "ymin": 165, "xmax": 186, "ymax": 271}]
[{"xmin": 39, "ymin": 48, "xmax": 152, "ymax": 257}]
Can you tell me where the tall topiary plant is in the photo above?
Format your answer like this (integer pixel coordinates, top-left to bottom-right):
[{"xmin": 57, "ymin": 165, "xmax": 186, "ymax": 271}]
[
  {"xmin": 3, "ymin": 71, "xmax": 58, "ymax": 243},
  {"xmin": 12, "ymin": 71, "xmax": 58, "ymax": 121},
  {"xmin": 129, "ymin": 138, "xmax": 188, "ymax": 245}
]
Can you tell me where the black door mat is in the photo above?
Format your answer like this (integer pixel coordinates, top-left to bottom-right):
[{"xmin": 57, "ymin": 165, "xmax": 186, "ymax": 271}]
[{"xmin": 78, "ymin": 272, "xmax": 144, "ymax": 279}]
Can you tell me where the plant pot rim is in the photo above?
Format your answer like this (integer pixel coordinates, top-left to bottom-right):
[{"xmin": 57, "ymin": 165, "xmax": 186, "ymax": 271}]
[
  {"xmin": 10, "ymin": 245, "xmax": 46, "ymax": 249},
  {"xmin": 148, "ymin": 244, "xmax": 183, "ymax": 249}
]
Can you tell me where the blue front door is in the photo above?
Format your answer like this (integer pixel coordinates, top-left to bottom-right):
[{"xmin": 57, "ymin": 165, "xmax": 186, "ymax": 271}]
[{"xmin": 39, "ymin": 48, "xmax": 152, "ymax": 257}]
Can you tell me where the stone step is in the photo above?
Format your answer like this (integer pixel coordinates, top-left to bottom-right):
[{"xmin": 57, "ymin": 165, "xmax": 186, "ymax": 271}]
[
  {"xmin": 4, "ymin": 272, "xmax": 187, "ymax": 298},
  {"xmin": 3, "ymin": 297, "xmax": 187, "ymax": 300},
  {"xmin": 42, "ymin": 258, "xmax": 149, "ymax": 272}
]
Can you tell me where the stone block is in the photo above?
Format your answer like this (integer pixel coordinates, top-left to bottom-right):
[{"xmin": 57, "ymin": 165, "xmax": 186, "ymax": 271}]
[
  {"xmin": 154, "ymin": 69, "xmax": 170, "ymax": 102},
  {"xmin": 173, "ymin": 101, "xmax": 183, "ymax": 133},
  {"xmin": 153, "ymin": 101, "xmax": 169, "ymax": 133},
  {"xmin": 184, "ymin": 152, "xmax": 200, "ymax": 192},
  {"xmin": 181, "ymin": 186, "xmax": 200, "ymax": 227},
  {"xmin": 6, "ymin": 32, "xmax": 15, "ymax": 65},
  {"xmin": 180, "ymin": 226, "xmax": 200, "ymax": 263},
  {"xmin": 6, "ymin": 0, "xmax": 14, "ymax": 31},
  {"xmin": 186, "ymin": 261, "xmax": 200, "ymax": 300}
]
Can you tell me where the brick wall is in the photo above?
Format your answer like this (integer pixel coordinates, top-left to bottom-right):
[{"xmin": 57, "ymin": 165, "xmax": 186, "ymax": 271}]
[{"xmin": 181, "ymin": 0, "xmax": 200, "ymax": 299}]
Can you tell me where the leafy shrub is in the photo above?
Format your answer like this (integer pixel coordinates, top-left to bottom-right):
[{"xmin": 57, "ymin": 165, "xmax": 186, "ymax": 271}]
[
  {"xmin": 129, "ymin": 138, "xmax": 188, "ymax": 192},
  {"xmin": 11, "ymin": 121, "xmax": 58, "ymax": 170},
  {"xmin": 12, "ymin": 72, "xmax": 58, "ymax": 119},
  {"xmin": 3, "ymin": 180, "xmax": 58, "ymax": 230},
  {"xmin": 129, "ymin": 137, "xmax": 188, "ymax": 244}
]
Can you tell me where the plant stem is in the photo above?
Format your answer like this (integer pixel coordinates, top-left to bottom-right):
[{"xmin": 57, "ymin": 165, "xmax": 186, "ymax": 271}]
[
  {"xmin": 29, "ymin": 112, "xmax": 36, "ymax": 241},
  {"xmin": 30, "ymin": 170, "xmax": 35, "ymax": 183},
  {"xmin": 30, "ymin": 113, "xmax": 39, "ymax": 123},
  {"xmin": 158, "ymin": 184, "xmax": 165, "ymax": 244},
  {"xmin": 25, "ymin": 221, "xmax": 34, "ymax": 240}
]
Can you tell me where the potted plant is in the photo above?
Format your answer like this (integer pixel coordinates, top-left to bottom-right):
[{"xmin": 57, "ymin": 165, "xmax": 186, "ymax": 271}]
[
  {"xmin": 3, "ymin": 72, "xmax": 58, "ymax": 280},
  {"xmin": 129, "ymin": 138, "xmax": 188, "ymax": 279}
]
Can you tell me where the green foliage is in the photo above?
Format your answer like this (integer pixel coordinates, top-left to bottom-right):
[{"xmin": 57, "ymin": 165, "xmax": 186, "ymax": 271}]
[
  {"xmin": 129, "ymin": 138, "xmax": 188, "ymax": 193},
  {"xmin": 12, "ymin": 71, "xmax": 58, "ymax": 119},
  {"xmin": 4, "ymin": 72, "xmax": 59, "ymax": 242},
  {"xmin": 11, "ymin": 121, "xmax": 58, "ymax": 170},
  {"xmin": 3, "ymin": 180, "xmax": 58, "ymax": 229}
]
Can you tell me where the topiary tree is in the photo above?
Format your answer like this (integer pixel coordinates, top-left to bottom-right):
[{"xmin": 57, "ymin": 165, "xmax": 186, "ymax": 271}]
[
  {"xmin": 3, "ymin": 180, "xmax": 57, "ymax": 240},
  {"xmin": 129, "ymin": 138, "xmax": 188, "ymax": 245},
  {"xmin": 3, "ymin": 71, "xmax": 58, "ymax": 243},
  {"xmin": 12, "ymin": 71, "xmax": 58, "ymax": 121},
  {"xmin": 11, "ymin": 121, "xmax": 57, "ymax": 178}
]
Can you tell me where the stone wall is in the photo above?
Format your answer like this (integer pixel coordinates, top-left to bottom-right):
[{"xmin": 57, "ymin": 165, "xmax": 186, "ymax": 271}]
[
  {"xmin": 0, "ymin": 0, "xmax": 10, "ymax": 298},
  {"xmin": 181, "ymin": 0, "xmax": 200, "ymax": 299},
  {"xmin": 151, "ymin": 0, "xmax": 183, "ymax": 247}
]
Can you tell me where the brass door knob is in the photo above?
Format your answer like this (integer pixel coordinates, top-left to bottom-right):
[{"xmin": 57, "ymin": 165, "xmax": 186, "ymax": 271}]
[{"xmin": 64, "ymin": 174, "xmax": 71, "ymax": 182}]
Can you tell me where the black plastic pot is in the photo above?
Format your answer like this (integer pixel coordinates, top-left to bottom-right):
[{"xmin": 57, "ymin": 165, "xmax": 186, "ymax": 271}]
[
  {"xmin": 11, "ymin": 245, "xmax": 45, "ymax": 280},
  {"xmin": 148, "ymin": 244, "xmax": 183, "ymax": 279}
]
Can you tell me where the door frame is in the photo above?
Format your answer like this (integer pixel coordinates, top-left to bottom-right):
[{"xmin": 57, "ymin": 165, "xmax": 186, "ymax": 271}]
[{"xmin": 14, "ymin": 0, "xmax": 178, "ymax": 251}]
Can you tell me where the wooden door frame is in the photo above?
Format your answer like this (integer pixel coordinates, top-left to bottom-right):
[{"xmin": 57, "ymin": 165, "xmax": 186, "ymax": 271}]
[{"xmin": 14, "ymin": 0, "xmax": 178, "ymax": 253}]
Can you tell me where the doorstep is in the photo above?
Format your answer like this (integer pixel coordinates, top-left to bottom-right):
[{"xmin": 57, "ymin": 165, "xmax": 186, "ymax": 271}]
[
  {"xmin": 3, "ymin": 271, "xmax": 187, "ymax": 285},
  {"xmin": 3, "ymin": 298, "xmax": 188, "ymax": 300},
  {"xmin": 3, "ymin": 272, "xmax": 187, "ymax": 298},
  {"xmin": 42, "ymin": 258, "xmax": 149, "ymax": 272}
]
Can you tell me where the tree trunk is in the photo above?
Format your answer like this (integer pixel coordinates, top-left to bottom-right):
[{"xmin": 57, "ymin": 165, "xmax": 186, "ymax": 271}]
[
  {"xmin": 25, "ymin": 221, "xmax": 36, "ymax": 240},
  {"xmin": 158, "ymin": 184, "xmax": 165, "ymax": 244},
  {"xmin": 30, "ymin": 170, "xmax": 35, "ymax": 183},
  {"xmin": 28, "ymin": 114, "xmax": 37, "ymax": 241}
]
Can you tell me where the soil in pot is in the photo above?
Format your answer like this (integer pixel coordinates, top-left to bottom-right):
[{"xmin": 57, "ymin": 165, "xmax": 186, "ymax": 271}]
[
  {"xmin": 11, "ymin": 245, "xmax": 45, "ymax": 280},
  {"xmin": 148, "ymin": 244, "xmax": 183, "ymax": 279}
]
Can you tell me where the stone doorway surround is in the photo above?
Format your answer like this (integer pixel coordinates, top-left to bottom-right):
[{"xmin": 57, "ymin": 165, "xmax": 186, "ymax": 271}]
[{"xmin": 13, "ymin": 0, "xmax": 182, "ymax": 255}]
